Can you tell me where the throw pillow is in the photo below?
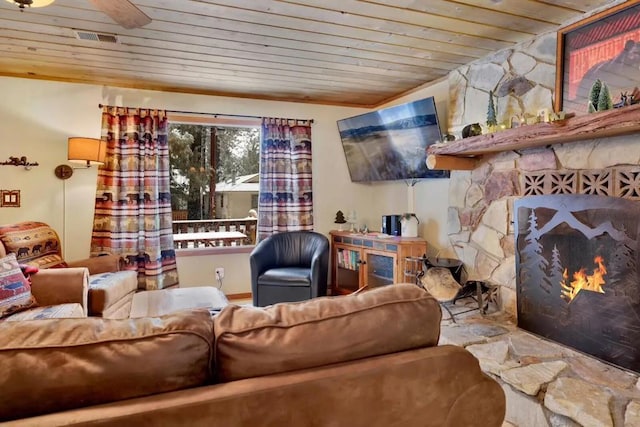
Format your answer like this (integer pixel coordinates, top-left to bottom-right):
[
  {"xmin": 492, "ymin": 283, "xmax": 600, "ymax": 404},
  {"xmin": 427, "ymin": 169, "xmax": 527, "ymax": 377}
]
[
  {"xmin": 0, "ymin": 221, "xmax": 67, "ymax": 268},
  {"xmin": 0, "ymin": 253, "xmax": 37, "ymax": 319}
]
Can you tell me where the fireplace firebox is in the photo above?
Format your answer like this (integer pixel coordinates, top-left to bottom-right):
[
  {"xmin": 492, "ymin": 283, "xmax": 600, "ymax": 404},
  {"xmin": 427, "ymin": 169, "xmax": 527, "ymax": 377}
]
[{"xmin": 515, "ymin": 194, "xmax": 640, "ymax": 373}]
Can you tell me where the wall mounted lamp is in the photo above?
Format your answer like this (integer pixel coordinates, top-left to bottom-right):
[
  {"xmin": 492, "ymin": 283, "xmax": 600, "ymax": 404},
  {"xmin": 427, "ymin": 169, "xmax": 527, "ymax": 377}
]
[
  {"xmin": 68, "ymin": 137, "xmax": 106, "ymax": 167},
  {"xmin": 5, "ymin": 0, "xmax": 55, "ymax": 9},
  {"xmin": 54, "ymin": 137, "xmax": 106, "ymax": 180},
  {"xmin": 54, "ymin": 136, "xmax": 106, "ymax": 255}
]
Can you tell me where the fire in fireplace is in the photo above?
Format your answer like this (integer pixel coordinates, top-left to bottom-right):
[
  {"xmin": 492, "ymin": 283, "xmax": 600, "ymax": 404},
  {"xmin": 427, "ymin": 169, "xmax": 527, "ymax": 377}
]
[
  {"xmin": 560, "ymin": 255, "xmax": 607, "ymax": 302},
  {"xmin": 515, "ymin": 194, "xmax": 640, "ymax": 373}
]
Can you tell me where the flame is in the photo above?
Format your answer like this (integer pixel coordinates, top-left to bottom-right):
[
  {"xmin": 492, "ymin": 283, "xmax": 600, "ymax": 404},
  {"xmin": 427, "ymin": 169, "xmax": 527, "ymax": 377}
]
[{"xmin": 560, "ymin": 256, "xmax": 607, "ymax": 303}]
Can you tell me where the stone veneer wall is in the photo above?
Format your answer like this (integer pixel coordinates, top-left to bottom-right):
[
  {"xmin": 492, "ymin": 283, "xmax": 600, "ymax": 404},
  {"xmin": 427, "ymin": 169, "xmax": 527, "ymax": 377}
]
[{"xmin": 444, "ymin": 31, "xmax": 640, "ymax": 319}]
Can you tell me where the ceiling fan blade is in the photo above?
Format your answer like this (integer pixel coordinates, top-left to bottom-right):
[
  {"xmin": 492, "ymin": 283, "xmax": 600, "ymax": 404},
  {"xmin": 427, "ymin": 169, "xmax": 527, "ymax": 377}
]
[{"xmin": 89, "ymin": 0, "xmax": 151, "ymax": 29}]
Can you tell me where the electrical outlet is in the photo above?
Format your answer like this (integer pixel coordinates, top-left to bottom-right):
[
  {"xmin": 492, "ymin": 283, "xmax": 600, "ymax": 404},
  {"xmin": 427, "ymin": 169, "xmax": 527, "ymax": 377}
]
[{"xmin": 215, "ymin": 267, "xmax": 225, "ymax": 279}]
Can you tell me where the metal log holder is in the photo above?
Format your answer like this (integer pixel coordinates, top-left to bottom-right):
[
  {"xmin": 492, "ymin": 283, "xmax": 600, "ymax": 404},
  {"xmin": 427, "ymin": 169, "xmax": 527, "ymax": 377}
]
[
  {"xmin": 417, "ymin": 256, "xmax": 498, "ymax": 322},
  {"xmin": 403, "ymin": 256, "xmax": 425, "ymax": 285}
]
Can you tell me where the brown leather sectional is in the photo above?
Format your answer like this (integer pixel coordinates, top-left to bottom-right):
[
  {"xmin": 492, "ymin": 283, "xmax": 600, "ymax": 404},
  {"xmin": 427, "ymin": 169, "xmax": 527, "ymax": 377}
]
[{"xmin": 0, "ymin": 284, "xmax": 506, "ymax": 426}]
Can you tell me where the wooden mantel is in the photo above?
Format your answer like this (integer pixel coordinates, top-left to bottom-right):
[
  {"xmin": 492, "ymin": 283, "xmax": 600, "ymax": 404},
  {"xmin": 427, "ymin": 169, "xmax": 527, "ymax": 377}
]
[{"xmin": 426, "ymin": 103, "xmax": 640, "ymax": 170}]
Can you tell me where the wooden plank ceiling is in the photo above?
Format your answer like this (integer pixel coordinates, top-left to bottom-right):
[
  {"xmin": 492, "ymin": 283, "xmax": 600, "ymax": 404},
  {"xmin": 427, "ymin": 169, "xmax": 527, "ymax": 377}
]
[{"xmin": 0, "ymin": 0, "xmax": 617, "ymax": 107}]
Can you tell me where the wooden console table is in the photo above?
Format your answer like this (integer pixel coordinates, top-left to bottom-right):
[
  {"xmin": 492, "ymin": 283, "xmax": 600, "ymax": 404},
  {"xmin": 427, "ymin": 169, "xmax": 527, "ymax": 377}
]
[{"xmin": 330, "ymin": 231, "xmax": 427, "ymax": 295}]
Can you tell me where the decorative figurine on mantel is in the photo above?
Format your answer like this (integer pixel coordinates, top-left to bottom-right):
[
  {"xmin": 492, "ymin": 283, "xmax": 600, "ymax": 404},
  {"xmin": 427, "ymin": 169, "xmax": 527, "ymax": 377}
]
[
  {"xmin": 588, "ymin": 79, "xmax": 613, "ymax": 112},
  {"xmin": 334, "ymin": 210, "xmax": 347, "ymax": 231},
  {"xmin": 486, "ymin": 90, "xmax": 497, "ymax": 132},
  {"xmin": 461, "ymin": 123, "xmax": 482, "ymax": 138},
  {"xmin": 510, "ymin": 115, "xmax": 522, "ymax": 129}
]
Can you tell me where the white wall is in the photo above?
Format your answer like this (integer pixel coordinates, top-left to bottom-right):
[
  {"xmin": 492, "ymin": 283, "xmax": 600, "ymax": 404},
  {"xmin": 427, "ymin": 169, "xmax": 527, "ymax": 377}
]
[
  {"xmin": 0, "ymin": 80, "xmax": 101, "ymax": 259},
  {"xmin": 0, "ymin": 76, "xmax": 378, "ymax": 294}
]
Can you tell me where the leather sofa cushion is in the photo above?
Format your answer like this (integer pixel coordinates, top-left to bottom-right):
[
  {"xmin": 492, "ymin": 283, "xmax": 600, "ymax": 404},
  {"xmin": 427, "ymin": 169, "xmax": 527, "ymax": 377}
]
[
  {"xmin": 0, "ymin": 309, "xmax": 214, "ymax": 421},
  {"xmin": 88, "ymin": 270, "xmax": 138, "ymax": 315},
  {"xmin": 214, "ymin": 283, "xmax": 442, "ymax": 382},
  {"xmin": 101, "ymin": 291, "xmax": 134, "ymax": 319},
  {"xmin": 2, "ymin": 302, "xmax": 84, "ymax": 321},
  {"xmin": 67, "ymin": 253, "xmax": 122, "ymax": 275}
]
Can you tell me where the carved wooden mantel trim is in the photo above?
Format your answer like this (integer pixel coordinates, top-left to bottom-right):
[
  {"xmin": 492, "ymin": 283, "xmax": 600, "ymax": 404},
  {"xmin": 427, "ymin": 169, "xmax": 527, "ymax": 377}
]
[{"xmin": 427, "ymin": 104, "xmax": 640, "ymax": 166}]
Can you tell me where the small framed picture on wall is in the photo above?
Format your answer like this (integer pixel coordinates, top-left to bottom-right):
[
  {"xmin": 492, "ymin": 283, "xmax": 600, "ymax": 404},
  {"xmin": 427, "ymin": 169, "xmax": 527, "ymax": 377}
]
[{"xmin": 1, "ymin": 190, "xmax": 20, "ymax": 207}]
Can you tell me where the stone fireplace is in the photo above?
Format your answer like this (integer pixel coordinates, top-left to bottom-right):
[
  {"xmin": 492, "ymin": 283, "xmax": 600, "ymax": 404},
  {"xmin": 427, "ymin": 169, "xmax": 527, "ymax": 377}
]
[
  {"xmin": 444, "ymin": 27, "xmax": 640, "ymax": 320},
  {"xmin": 515, "ymin": 194, "xmax": 640, "ymax": 373},
  {"xmin": 448, "ymin": 158, "xmax": 640, "ymax": 314},
  {"xmin": 438, "ymin": 8, "xmax": 640, "ymax": 425}
]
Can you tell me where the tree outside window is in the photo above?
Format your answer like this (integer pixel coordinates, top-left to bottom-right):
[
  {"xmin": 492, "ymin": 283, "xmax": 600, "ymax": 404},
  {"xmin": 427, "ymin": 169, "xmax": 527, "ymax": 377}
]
[{"xmin": 168, "ymin": 124, "xmax": 260, "ymax": 220}]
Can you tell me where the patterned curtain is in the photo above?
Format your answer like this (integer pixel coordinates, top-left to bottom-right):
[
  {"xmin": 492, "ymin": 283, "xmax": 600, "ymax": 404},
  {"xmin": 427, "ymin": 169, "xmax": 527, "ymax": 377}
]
[
  {"xmin": 91, "ymin": 106, "xmax": 179, "ymax": 290},
  {"xmin": 257, "ymin": 118, "xmax": 314, "ymax": 241}
]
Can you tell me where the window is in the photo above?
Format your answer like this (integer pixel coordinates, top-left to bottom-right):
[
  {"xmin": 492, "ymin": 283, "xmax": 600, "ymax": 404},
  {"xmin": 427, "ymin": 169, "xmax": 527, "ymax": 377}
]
[{"xmin": 168, "ymin": 116, "xmax": 260, "ymax": 248}]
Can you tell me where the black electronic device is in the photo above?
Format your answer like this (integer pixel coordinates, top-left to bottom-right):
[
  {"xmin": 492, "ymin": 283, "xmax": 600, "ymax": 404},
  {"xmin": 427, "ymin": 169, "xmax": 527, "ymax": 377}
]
[{"xmin": 382, "ymin": 215, "xmax": 402, "ymax": 236}]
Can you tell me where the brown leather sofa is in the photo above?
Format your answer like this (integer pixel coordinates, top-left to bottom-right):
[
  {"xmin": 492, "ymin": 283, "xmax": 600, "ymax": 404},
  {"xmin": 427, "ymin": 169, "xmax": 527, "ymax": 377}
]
[
  {"xmin": 0, "ymin": 284, "xmax": 506, "ymax": 426},
  {"xmin": 0, "ymin": 221, "xmax": 137, "ymax": 318}
]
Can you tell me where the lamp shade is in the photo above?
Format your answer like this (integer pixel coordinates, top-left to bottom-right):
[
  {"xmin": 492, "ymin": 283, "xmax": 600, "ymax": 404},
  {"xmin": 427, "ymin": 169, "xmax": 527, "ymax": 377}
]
[
  {"xmin": 68, "ymin": 137, "xmax": 106, "ymax": 166},
  {"xmin": 5, "ymin": 0, "xmax": 56, "ymax": 8}
]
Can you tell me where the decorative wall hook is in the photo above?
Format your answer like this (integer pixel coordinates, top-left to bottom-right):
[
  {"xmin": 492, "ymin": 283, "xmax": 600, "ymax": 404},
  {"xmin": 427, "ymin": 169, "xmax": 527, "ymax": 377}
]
[{"xmin": 0, "ymin": 156, "xmax": 39, "ymax": 170}]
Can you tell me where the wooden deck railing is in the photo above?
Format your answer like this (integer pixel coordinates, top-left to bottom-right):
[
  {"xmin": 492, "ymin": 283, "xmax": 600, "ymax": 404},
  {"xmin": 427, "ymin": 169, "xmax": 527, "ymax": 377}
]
[{"xmin": 172, "ymin": 218, "xmax": 257, "ymax": 247}]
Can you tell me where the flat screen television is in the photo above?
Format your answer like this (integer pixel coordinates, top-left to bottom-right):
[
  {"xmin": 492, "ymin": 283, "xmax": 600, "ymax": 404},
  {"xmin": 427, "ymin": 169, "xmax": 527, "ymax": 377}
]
[{"xmin": 337, "ymin": 97, "xmax": 449, "ymax": 182}]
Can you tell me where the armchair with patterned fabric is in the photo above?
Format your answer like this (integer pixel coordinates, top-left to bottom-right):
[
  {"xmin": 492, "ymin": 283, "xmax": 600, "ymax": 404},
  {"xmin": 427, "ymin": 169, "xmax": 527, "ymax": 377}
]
[{"xmin": 0, "ymin": 221, "xmax": 137, "ymax": 319}]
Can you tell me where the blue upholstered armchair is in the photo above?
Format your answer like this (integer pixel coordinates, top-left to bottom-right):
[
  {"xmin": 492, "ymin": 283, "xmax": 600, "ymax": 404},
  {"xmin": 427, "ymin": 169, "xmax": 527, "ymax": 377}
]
[{"xmin": 250, "ymin": 231, "xmax": 329, "ymax": 307}]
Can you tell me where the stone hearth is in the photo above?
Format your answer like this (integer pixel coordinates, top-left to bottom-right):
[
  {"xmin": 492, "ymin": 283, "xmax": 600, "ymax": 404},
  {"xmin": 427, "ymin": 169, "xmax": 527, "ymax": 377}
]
[{"xmin": 440, "ymin": 308, "xmax": 640, "ymax": 427}]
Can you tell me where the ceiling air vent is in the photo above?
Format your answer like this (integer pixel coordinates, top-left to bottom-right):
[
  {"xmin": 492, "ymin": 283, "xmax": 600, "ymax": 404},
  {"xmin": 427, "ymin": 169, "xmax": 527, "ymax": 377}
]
[{"xmin": 73, "ymin": 30, "xmax": 119, "ymax": 43}]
